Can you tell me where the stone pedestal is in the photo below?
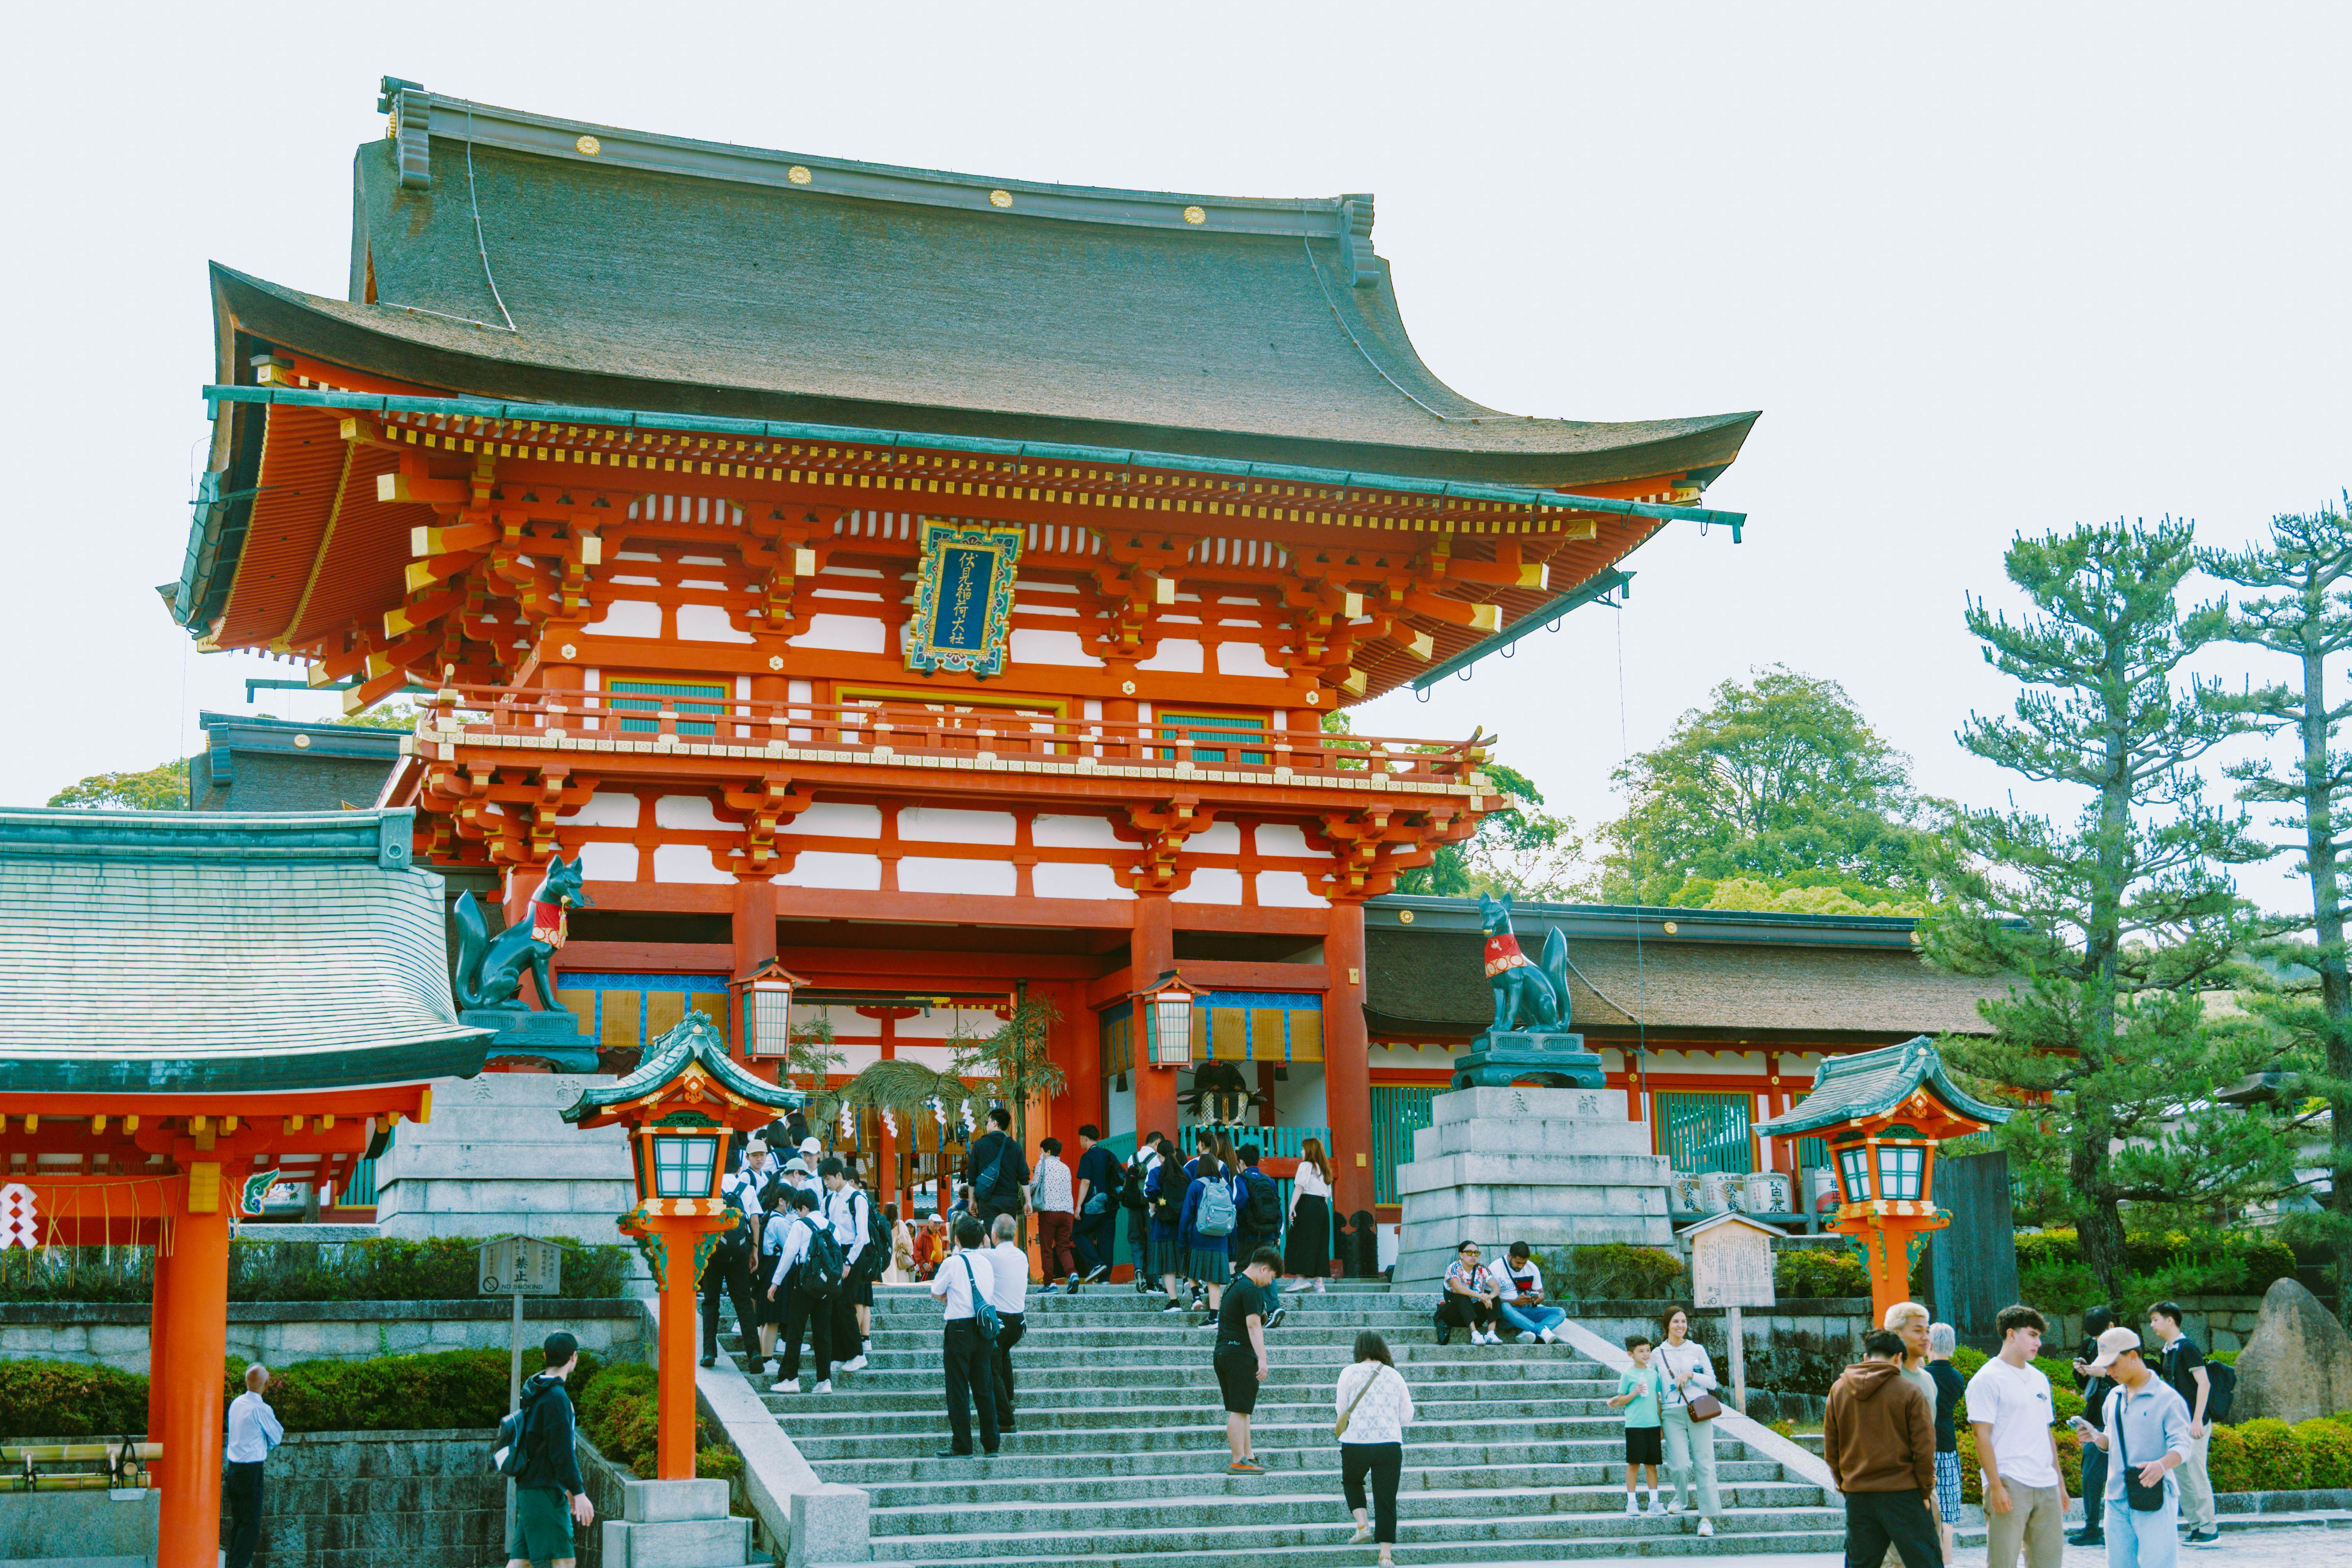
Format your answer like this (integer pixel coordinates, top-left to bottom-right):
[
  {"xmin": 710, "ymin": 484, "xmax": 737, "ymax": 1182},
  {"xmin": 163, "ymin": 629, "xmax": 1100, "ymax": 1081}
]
[
  {"xmin": 461, "ymin": 1003, "xmax": 603, "ymax": 1074},
  {"xmin": 1449, "ymin": 1029, "xmax": 1606, "ymax": 1090},
  {"xmin": 1394, "ymin": 1085, "xmax": 1673, "ymax": 1286},
  {"xmin": 373, "ymin": 1072, "xmax": 637, "ymax": 1245},
  {"xmin": 602, "ymin": 1475, "xmax": 754, "ymax": 1568}
]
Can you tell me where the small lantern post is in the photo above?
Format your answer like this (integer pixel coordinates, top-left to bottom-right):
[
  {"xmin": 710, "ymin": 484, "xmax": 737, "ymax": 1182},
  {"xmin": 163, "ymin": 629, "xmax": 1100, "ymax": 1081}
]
[
  {"xmin": 1757, "ymin": 1036, "xmax": 2009, "ymax": 1325},
  {"xmin": 1140, "ymin": 970, "xmax": 1200, "ymax": 1069},
  {"xmin": 563, "ymin": 1012, "xmax": 802, "ymax": 1477},
  {"xmin": 731, "ymin": 957, "xmax": 807, "ymax": 1062}
]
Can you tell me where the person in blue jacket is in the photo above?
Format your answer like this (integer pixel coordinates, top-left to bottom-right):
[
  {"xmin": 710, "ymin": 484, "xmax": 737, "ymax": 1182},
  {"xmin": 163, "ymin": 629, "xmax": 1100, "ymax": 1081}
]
[
  {"xmin": 1146, "ymin": 1136, "xmax": 1189, "ymax": 1312},
  {"xmin": 1178, "ymin": 1154, "xmax": 1245, "ymax": 1320}
]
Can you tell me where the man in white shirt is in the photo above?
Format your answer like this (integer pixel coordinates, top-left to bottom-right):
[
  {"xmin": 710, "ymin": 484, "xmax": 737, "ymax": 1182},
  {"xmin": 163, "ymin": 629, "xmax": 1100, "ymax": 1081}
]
[
  {"xmin": 1486, "ymin": 1241, "xmax": 1566, "ymax": 1343},
  {"xmin": 765, "ymin": 1186, "xmax": 838, "ymax": 1395},
  {"xmin": 984, "ymin": 1213, "xmax": 1033, "ymax": 1431},
  {"xmin": 1965, "ymin": 1303, "xmax": 2068, "ymax": 1568},
  {"xmin": 928, "ymin": 1214, "xmax": 1001, "ymax": 1456},
  {"xmin": 224, "ymin": 1363, "xmax": 284, "ymax": 1568},
  {"xmin": 820, "ymin": 1158, "xmax": 871, "ymax": 1372}
]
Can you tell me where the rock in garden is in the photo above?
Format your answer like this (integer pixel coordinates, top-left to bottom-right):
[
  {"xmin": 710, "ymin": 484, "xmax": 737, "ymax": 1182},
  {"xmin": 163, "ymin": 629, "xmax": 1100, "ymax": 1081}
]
[{"xmin": 2230, "ymin": 1276, "xmax": 2352, "ymax": 1425}]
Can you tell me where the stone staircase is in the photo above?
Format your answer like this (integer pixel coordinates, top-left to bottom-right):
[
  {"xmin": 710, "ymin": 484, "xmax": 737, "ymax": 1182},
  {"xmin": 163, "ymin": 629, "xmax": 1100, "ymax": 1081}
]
[{"xmin": 722, "ymin": 1281, "xmax": 1841, "ymax": 1565}]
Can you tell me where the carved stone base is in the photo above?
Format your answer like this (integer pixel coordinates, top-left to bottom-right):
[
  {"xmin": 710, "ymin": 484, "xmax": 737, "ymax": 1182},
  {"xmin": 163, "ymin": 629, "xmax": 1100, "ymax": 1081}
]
[
  {"xmin": 460, "ymin": 1005, "xmax": 603, "ymax": 1074},
  {"xmin": 1450, "ymin": 1030, "xmax": 1606, "ymax": 1091}
]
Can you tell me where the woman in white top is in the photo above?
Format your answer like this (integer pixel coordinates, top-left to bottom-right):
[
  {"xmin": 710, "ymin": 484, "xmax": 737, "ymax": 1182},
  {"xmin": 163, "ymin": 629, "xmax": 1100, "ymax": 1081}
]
[
  {"xmin": 1282, "ymin": 1137, "xmax": 1335, "ymax": 1293},
  {"xmin": 1334, "ymin": 1330, "xmax": 1414, "ymax": 1567},
  {"xmin": 1655, "ymin": 1304, "xmax": 1723, "ymax": 1535}
]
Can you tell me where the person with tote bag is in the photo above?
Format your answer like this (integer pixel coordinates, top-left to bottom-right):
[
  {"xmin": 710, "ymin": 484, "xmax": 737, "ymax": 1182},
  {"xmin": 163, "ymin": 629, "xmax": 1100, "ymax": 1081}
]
[
  {"xmin": 1655, "ymin": 1303, "xmax": 1724, "ymax": 1537},
  {"xmin": 1333, "ymin": 1330, "xmax": 1415, "ymax": 1567}
]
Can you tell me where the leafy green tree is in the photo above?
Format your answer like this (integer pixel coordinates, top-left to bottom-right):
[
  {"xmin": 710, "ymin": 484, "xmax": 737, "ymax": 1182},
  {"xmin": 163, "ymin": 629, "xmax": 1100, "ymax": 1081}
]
[
  {"xmin": 2205, "ymin": 495, "xmax": 2352, "ymax": 1297},
  {"xmin": 1599, "ymin": 666, "xmax": 1938, "ymax": 906},
  {"xmin": 47, "ymin": 759, "xmax": 191, "ymax": 810},
  {"xmin": 1393, "ymin": 763, "xmax": 1595, "ymax": 902},
  {"xmin": 1930, "ymin": 517, "xmax": 2294, "ymax": 1296}
]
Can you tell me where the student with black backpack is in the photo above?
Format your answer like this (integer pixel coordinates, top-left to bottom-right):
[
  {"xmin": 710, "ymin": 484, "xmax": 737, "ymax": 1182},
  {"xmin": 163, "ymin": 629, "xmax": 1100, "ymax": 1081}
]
[
  {"xmin": 964, "ymin": 1105, "xmax": 1031, "ymax": 1227},
  {"xmin": 1124, "ymin": 1134, "xmax": 1162, "ymax": 1296},
  {"xmin": 766, "ymin": 1185, "xmax": 844, "ymax": 1395},
  {"xmin": 1235, "ymin": 1145, "xmax": 1284, "ymax": 1285},
  {"xmin": 821, "ymin": 1159, "xmax": 873, "ymax": 1374},
  {"xmin": 498, "ymin": 1331, "xmax": 594, "ymax": 1566}
]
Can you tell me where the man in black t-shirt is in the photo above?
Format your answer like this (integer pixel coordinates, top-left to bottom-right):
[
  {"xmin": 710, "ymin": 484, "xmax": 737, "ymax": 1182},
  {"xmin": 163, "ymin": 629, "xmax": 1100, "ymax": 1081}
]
[
  {"xmin": 1071, "ymin": 1125, "xmax": 1119, "ymax": 1287},
  {"xmin": 2149, "ymin": 1301, "xmax": 2217, "ymax": 1548},
  {"xmin": 1214, "ymin": 1247, "xmax": 1282, "ymax": 1475}
]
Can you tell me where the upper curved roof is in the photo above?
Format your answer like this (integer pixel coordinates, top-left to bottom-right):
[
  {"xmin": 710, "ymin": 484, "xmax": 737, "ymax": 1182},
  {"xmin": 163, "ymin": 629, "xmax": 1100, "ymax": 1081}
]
[{"xmin": 214, "ymin": 87, "xmax": 1756, "ymax": 486}]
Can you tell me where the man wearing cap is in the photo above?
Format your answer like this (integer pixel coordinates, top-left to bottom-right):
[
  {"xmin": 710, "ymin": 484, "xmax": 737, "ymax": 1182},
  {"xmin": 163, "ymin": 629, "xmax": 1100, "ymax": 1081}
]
[
  {"xmin": 505, "ymin": 1331, "xmax": 594, "ymax": 1568},
  {"xmin": 2075, "ymin": 1326, "xmax": 2192, "ymax": 1568}
]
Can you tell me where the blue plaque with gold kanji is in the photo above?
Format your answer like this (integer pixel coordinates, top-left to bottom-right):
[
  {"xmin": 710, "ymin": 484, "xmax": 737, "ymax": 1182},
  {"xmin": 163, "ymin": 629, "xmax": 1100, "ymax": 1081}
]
[{"xmin": 906, "ymin": 520, "xmax": 1024, "ymax": 677}]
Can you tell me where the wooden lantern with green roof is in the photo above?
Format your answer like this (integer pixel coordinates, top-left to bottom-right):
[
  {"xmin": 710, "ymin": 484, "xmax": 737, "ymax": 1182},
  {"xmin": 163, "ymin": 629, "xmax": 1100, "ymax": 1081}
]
[
  {"xmin": 1756, "ymin": 1035, "xmax": 2010, "ymax": 1325},
  {"xmin": 563, "ymin": 1010, "xmax": 802, "ymax": 1478}
]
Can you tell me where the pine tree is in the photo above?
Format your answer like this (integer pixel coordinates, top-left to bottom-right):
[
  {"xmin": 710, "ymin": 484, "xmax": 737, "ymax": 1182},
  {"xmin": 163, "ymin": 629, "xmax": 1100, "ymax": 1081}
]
[
  {"xmin": 1930, "ymin": 518, "xmax": 2290, "ymax": 1298},
  {"xmin": 2205, "ymin": 496, "xmax": 2352, "ymax": 1298}
]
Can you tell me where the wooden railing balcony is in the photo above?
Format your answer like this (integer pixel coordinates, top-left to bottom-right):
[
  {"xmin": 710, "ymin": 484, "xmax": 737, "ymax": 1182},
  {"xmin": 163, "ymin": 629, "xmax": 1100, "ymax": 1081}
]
[{"xmin": 414, "ymin": 684, "xmax": 1492, "ymax": 793}]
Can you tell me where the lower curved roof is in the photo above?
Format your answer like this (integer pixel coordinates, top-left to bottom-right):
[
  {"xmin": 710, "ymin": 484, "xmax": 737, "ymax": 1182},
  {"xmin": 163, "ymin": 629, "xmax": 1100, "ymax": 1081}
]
[{"xmin": 0, "ymin": 809, "xmax": 489, "ymax": 1095}]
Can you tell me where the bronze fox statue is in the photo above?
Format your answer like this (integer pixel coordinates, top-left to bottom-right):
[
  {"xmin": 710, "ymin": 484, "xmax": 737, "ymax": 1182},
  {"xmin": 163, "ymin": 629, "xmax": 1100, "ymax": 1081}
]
[
  {"xmin": 1477, "ymin": 891, "xmax": 1573, "ymax": 1035},
  {"xmin": 453, "ymin": 857, "xmax": 593, "ymax": 1011}
]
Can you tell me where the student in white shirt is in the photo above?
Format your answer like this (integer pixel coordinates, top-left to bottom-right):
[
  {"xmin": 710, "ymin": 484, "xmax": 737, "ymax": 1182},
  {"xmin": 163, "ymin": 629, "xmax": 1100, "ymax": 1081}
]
[
  {"xmin": 1965, "ymin": 1304, "xmax": 2067, "ymax": 1568},
  {"xmin": 927, "ymin": 1215, "xmax": 1001, "ymax": 1456},
  {"xmin": 984, "ymin": 1213, "xmax": 1032, "ymax": 1431},
  {"xmin": 223, "ymin": 1363, "xmax": 283, "ymax": 1568},
  {"xmin": 764, "ymin": 1186, "xmax": 838, "ymax": 1395},
  {"xmin": 1281, "ymin": 1137, "xmax": 1335, "ymax": 1293},
  {"xmin": 820, "ymin": 1158, "xmax": 871, "ymax": 1373},
  {"xmin": 1334, "ymin": 1330, "xmax": 1415, "ymax": 1568},
  {"xmin": 1487, "ymin": 1241, "xmax": 1566, "ymax": 1343}
]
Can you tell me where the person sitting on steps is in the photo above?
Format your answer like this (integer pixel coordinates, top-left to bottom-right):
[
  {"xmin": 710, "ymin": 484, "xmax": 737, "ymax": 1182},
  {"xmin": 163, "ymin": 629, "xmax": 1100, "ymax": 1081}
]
[{"xmin": 1437, "ymin": 1240, "xmax": 1501, "ymax": 1345}]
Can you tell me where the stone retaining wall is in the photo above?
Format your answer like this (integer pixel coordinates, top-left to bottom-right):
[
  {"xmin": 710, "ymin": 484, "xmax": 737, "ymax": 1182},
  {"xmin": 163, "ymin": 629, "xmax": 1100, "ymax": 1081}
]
[
  {"xmin": 2048, "ymin": 1296, "xmax": 2270, "ymax": 1352},
  {"xmin": 0, "ymin": 1298, "xmax": 646, "ymax": 1373},
  {"xmin": 250, "ymin": 1428, "xmax": 503, "ymax": 1568}
]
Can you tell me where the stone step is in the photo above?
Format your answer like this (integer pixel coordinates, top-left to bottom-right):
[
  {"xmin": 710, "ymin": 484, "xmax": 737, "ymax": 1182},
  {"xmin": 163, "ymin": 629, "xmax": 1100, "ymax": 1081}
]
[
  {"xmin": 864, "ymin": 1504, "xmax": 1848, "ymax": 1561},
  {"xmin": 871, "ymin": 1480, "xmax": 1831, "ymax": 1538},
  {"xmin": 765, "ymin": 1398, "xmax": 1624, "ymax": 1433},
  {"xmin": 849, "ymin": 1458, "xmax": 1793, "ymax": 1506},
  {"xmin": 761, "ymin": 1386, "xmax": 1608, "ymax": 1418},
  {"xmin": 865, "ymin": 1530, "xmax": 1847, "ymax": 1568},
  {"xmin": 806, "ymin": 1436, "xmax": 1775, "ymax": 1485},
  {"xmin": 817, "ymin": 1344, "xmax": 1599, "ymax": 1372},
  {"xmin": 782, "ymin": 1416, "xmax": 1721, "ymax": 1460},
  {"xmin": 849, "ymin": 1323, "xmax": 1477, "ymax": 1349},
  {"xmin": 722, "ymin": 1342, "xmax": 1597, "ymax": 1389}
]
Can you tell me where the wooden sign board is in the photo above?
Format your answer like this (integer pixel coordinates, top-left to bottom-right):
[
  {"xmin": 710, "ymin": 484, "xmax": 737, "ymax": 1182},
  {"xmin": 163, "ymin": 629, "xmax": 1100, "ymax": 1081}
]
[
  {"xmin": 1687, "ymin": 1212, "xmax": 1779, "ymax": 1309},
  {"xmin": 478, "ymin": 1236, "xmax": 563, "ymax": 1296}
]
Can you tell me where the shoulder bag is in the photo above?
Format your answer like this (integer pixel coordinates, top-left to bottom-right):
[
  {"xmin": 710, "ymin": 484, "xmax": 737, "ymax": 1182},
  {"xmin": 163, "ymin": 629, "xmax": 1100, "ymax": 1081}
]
[
  {"xmin": 1669, "ymin": 1345, "xmax": 1723, "ymax": 1421},
  {"xmin": 957, "ymin": 1253, "xmax": 1002, "ymax": 1345},
  {"xmin": 2114, "ymin": 1390, "xmax": 2167, "ymax": 1512},
  {"xmin": 1336, "ymin": 1363, "xmax": 1388, "ymax": 1439}
]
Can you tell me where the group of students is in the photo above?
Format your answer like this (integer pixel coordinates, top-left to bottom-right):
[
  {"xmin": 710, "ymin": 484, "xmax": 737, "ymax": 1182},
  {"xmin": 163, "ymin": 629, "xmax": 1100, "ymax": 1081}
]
[
  {"xmin": 1133, "ymin": 1130, "xmax": 1337, "ymax": 1314},
  {"xmin": 698, "ymin": 1131, "xmax": 888, "ymax": 1396},
  {"xmin": 1818, "ymin": 1298, "xmax": 2220, "ymax": 1568}
]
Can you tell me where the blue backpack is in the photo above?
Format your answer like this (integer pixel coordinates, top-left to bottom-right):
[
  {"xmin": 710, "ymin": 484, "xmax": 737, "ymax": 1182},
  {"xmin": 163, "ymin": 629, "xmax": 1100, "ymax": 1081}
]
[{"xmin": 1196, "ymin": 1178, "xmax": 1238, "ymax": 1238}]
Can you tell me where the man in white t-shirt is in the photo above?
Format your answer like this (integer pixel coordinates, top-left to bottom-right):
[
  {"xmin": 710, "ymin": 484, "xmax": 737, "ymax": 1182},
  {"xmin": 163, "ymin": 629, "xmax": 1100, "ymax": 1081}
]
[
  {"xmin": 927, "ymin": 1214, "xmax": 1000, "ymax": 1457},
  {"xmin": 985, "ymin": 1213, "xmax": 1032, "ymax": 1432},
  {"xmin": 1486, "ymin": 1240, "xmax": 1567, "ymax": 1344},
  {"xmin": 1964, "ymin": 1303, "xmax": 2067, "ymax": 1568}
]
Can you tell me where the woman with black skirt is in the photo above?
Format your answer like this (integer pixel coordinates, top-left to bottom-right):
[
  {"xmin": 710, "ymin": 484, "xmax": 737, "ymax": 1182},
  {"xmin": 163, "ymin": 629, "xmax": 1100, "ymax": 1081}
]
[{"xmin": 1283, "ymin": 1136, "xmax": 1334, "ymax": 1294}]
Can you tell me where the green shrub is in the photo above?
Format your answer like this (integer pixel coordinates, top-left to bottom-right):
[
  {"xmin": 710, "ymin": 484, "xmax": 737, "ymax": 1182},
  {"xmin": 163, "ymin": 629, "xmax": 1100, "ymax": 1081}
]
[
  {"xmin": 2211, "ymin": 1348, "xmax": 2239, "ymax": 1365},
  {"xmin": 0, "ymin": 1236, "xmax": 634, "ymax": 1304},
  {"xmin": 572, "ymin": 1357, "xmax": 727, "ymax": 1481},
  {"xmin": 0, "ymin": 1359, "xmax": 149, "ymax": 1439},
  {"xmin": 2296, "ymin": 1419, "xmax": 2352, "ymax": 1488},
  {"xmin": 1547, "ymin": 1244, "xmax": 1687, "ymax": 1301},
  {"xmin": 2238, "ymin": 1417, "xmax": 2308, "ymax": 1492},
  {"xmin": 1775, "ymin": 1249, "xmax": 1867, "ymax": 1299},
  {"xmin": 2007, "ymin": 1229, "xmax": 2298, "ymax": 1315},
  {"xmin": 2206, "ymin": 1424, "xmax": 2254, "ymax": 1494}
]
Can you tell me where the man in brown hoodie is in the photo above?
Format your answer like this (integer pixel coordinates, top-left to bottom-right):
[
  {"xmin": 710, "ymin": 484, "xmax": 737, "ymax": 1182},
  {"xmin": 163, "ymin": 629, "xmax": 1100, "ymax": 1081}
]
[{"xmin": 1824, "ymin": 1327, "xmax": 1940, "ymax": 1568}]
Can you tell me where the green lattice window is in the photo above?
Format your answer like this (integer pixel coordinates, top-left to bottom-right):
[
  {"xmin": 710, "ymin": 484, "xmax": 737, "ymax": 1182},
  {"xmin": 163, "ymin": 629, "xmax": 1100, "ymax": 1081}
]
[
  {"xmin": 1370, "ymin": 1084, "xmax": 1440, "ymax": 1206},
  {"xmin": 1157, "ymin": 713, "xmax": 1268, "ymax": 765},
  {"xmin": 1656, "ymin": 1091, "xmax": 1755, "ymax": 1175},
  {"xmin": 610, "ymin": 679, "xmax": 725, "ymax": 737}
]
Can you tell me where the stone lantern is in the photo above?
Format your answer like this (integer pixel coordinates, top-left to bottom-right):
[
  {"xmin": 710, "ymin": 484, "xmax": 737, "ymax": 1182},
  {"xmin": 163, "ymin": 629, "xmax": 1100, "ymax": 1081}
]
[
  {"xmin": 563, "ymin": 1010, "xmax": 802, "ymax": 1478},
  {"xmin": 1757, "ymin": 1035, "xmax": 2010, "ymax": 1325}
]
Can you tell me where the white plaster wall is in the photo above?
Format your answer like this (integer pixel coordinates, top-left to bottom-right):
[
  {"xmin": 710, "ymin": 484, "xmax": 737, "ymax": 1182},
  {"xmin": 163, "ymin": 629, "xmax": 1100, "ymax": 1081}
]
[
  {"xmin": 776, "ymin": 851, "xmax": 882, "ymax": 889},
  {"xmin": 1216, "ymin": 641, "xmax": 1285, "ymax": 678},
  {"xmin": 655, "ymin": 793, "xmax": 724, "ymax": 830},
  {"xmin": 1173, "ymin": 867, "xmax": 1245, "ymax": 904},
  {"xmin": 893, "ymin": 1044, "xmax": 958, "ymax": 1069},
  {"xmin": 899, "ymin": 808, "xmax": 1017, "ymax": 844},
  {"xmin": 652, "ymin": 843, "xmax": 733, "ymax": 883},
  {"xmin": 584, "ymin": 600, "xmax": 662, "ymax": 637},
  {"xmin": 1256, "ymin": 871, "xmax": 1329, "ymax": 907},
  {"xmin": 1010, "ymin": 629, "xmax": 1103, "ymax": 667},
  {"xmin": 1135, "ymin": 639, "xmax": 1205, "ymax": 673},
  {"xmin": 788, "ymin": 615, "xmax": 886, "ymax": 652},
  {"xmin": 1190, "ymin": 822, "xmax": 1241, "ymax": 855},
  {"xmin": 575, "ymin": 842, "xmax": 640, "ymax": 882},
  {"xmin": 1034, "ymin": 815, "xmax": 1124, "ymax": 849},
  {"xmin": 895, "ymin": 1007, "xmax": 1006, "ymax": 1039},
  {"xmin": 559, "ymin": 792, "xmax": 642, "ymax": 828},
  {"xmin": 1034, "ymin": 862, "xmax": 1133, "ymax": 900},
  {"xmin": 1256, "ymin": 824, "xmax": 1314, "ymax": 858},
  {"xmin": 793, "ymin": 802, "xmax": 883, "ymax": 837},
  {"xmin": 899, "ymin": 857, "xmax": 1017, "ymax": 895},
  {"xmin": 1272, "ymin": 1063, "xmax": 1328, "ymax": 1129},
  {"xmin": 677, "ymin": 605, "xmax": 753, "ymax": 643}
]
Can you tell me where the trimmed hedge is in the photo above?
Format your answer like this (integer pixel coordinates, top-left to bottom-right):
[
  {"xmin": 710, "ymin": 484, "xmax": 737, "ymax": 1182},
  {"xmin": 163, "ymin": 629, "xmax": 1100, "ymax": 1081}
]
[
  {"xmin": 0, "ymin": 1235, "xmax": 633, "ymax": 1304},
  {"xmin": 1774, "ymin": 1249, "xmax": 1868, "ymax": 1299},
  {"xmin": 573, "ymin": 1357, "xmax": 734, "ymax": 1481},
  {"xmin": 0, "ymin": 1359, "xmax": 150, "ymax": 1439},
  {"xmin": 2013, "ymin": 1229, "xmax": 2298, "ymax": 1316}
]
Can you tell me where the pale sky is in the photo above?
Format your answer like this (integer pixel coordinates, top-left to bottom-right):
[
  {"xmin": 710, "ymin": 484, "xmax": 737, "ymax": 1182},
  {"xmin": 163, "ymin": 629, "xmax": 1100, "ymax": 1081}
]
[{"xmin": 4, "ymin": 4, "xmax": 2345, "ymax": 914}]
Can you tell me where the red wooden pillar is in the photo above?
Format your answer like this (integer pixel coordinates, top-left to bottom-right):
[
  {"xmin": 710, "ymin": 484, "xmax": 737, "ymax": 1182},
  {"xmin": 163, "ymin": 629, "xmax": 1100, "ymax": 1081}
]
[
  {"xmin": 1324, "ymin": 900, "xmax": 1376, "ymax": 1219},
  {"xmin": 1049, "ymin": 980, "xmax": 1096, "ymax": 1152},
  {"xmin": 156, "ymin": 1173, "xmax": 235, "ymax": 1568},
  {"xmin": 733, "ymin": 876, "xmax": 779, "ymax": 1062},
  {"xmin": 1132, "ymin": 894, "xmax": 1180, "ymax": 1151},
  {"xmin": 145, "ymin": 1230, "xmax": 172, "ymax": 1442}
]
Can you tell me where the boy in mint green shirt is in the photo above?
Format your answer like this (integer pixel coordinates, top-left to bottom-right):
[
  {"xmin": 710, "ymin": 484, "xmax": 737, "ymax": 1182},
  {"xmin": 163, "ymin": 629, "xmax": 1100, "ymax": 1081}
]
[{"xmin": 1606, "ymin": 1333, "xmax": 1668, "ymax": 1517}]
